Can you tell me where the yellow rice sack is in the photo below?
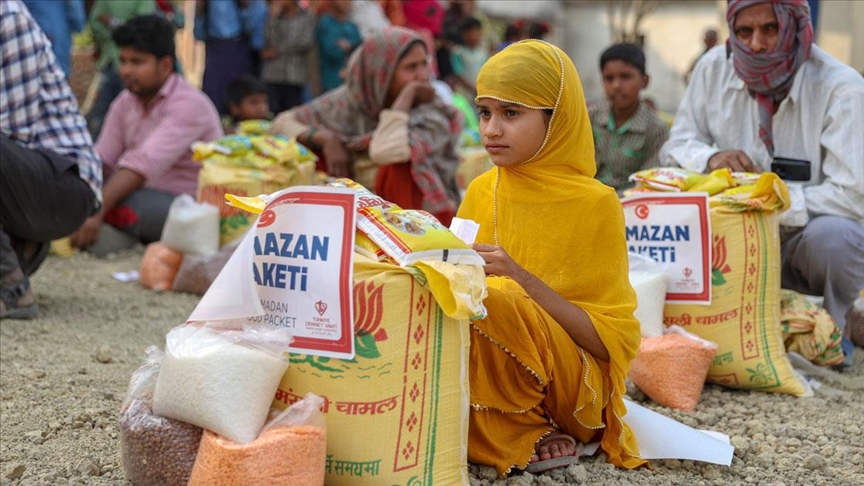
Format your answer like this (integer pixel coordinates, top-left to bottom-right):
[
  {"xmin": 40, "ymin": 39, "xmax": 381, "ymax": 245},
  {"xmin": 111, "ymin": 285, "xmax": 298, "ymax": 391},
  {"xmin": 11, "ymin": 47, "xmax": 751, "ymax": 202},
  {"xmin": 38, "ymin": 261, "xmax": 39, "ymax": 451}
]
[
  {"xmin": 273, "ymin": 256, "xmax": 469, "ymax": 486},
  {"xmin": 662, "ymin": 173, "xmax": 806, "ymax": 396}
]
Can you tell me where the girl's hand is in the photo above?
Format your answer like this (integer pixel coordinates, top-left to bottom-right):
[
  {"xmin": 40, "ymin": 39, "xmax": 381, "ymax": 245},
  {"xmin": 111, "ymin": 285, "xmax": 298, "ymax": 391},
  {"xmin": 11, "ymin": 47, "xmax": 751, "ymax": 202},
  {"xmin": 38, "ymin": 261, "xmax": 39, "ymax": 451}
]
[
  {"xmin": 320, "ymin": 132, "xmax": 351, "ymax": 177},
  {"xmin": 473, "ymin": 243, "xmax": 524, "ymax": 280}
]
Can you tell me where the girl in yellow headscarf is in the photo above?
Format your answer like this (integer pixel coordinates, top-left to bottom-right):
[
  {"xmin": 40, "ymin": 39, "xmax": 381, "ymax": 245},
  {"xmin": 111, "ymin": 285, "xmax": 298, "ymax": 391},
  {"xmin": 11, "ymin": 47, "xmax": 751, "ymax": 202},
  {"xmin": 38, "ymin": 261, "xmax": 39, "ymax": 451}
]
[{"xmin": 458, "ymin": 40, "xmax": 646, "ymax": 476}]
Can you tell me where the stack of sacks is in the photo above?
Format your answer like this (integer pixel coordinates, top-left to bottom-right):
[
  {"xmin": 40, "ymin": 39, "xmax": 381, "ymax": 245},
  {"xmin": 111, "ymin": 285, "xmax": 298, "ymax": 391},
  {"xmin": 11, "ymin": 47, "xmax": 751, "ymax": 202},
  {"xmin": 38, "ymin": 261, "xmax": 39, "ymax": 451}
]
[
  {"xmin": 629, "ymin": 168, "xmax": 810, "ymax": 397},
  {"xmin": 194, "ymin": 120, "xmax": 317, "ymax": 246},
  {"xmin": 226, "ymin": 180, "xmax": 487, "ymax": 485},
  {"xmin": 626, "ymin": 253, "xmax": 719, "ymax": 411},
  {"xmin": 119, "ymin": 324, "xmax": 329, "ymax": 484}
]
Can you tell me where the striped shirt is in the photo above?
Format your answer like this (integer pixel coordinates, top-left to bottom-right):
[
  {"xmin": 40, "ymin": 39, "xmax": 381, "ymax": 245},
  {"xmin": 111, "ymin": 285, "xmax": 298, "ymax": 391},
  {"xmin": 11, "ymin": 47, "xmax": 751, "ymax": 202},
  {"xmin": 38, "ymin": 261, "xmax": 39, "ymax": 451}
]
[
  {"xmin": 1, "ymin": 0, "xmax": 102, "ymax": 207},
  {"xmin": 588, "ymin": 100, "xmax": 669, "ymax": 193}
]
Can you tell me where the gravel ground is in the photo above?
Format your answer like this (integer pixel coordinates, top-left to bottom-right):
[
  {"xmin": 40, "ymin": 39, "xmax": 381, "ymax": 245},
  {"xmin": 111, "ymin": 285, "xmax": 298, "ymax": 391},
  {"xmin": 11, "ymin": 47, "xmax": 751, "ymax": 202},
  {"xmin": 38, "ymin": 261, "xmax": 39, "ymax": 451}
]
[{"xmin": 1, "ymin": 249, "xmax": 862, "ymax": 485}]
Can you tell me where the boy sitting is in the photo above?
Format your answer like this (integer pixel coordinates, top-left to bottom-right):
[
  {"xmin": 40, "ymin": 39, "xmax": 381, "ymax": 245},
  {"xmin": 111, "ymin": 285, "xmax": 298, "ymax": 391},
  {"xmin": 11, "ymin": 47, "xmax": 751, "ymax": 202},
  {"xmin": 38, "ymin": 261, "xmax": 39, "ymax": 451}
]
[
  {"xmin": 224, "ymin": 74, "xmax": 271, "ymax": 133},
  {"xmin": 588, "ymin": 43, "xmax": 668, "ymax": 193}
]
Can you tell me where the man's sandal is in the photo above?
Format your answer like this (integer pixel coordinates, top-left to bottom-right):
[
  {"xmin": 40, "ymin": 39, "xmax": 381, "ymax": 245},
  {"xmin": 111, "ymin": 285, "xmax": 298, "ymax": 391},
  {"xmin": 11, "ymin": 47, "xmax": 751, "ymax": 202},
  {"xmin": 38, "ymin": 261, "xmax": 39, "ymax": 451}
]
[
  {"xmin": 0, "ymin": 276, "xmax": 37, "ymax": 319},
  {"xmin": 524, "ymin": 433, "xmax": 581, "ymax": 474}
]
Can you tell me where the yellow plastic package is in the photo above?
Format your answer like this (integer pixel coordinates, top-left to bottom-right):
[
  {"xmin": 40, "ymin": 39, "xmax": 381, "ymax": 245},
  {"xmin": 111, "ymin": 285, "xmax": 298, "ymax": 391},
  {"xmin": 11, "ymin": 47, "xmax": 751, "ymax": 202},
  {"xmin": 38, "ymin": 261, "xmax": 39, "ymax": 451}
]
[
  {"xmin": 329, "ymin": 179, "xmax": 484, "ymax": 267},
  {"xmin": 629, "ymin": 167, "xmax": 707, "ymax": 192},
  {"xmin": 195, "ymin": 135, "xmax": 317, "ymax": 246}
]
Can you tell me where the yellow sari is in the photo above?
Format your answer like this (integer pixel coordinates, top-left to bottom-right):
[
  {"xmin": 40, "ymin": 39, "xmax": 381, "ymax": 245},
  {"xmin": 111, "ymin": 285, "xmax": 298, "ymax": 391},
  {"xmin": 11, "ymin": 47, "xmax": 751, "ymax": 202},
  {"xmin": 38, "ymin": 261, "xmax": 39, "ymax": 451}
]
[{"xmin": 458, "ymin": 40, "xmax": 646, "ymax": 476}]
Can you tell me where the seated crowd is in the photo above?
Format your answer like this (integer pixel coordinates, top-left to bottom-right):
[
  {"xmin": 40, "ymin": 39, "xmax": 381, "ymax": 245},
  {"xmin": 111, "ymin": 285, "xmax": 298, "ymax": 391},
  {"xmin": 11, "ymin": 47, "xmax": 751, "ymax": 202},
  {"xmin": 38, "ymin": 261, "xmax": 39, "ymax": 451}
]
[{"xmin": 0, "ymin": 0, "xmax": 860, "ymax": 476}]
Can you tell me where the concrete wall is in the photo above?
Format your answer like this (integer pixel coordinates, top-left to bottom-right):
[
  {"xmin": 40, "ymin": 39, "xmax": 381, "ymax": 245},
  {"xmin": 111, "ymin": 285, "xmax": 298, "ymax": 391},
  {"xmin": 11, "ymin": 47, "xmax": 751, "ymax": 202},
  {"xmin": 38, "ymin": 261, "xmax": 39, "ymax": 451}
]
[
  {"xmin": 816, "ymin": 0, "xmax": 864, "ymax": 74},
  {"xmin": 555, "ymin": 0, "xmax": 726, "ymax": 114}
]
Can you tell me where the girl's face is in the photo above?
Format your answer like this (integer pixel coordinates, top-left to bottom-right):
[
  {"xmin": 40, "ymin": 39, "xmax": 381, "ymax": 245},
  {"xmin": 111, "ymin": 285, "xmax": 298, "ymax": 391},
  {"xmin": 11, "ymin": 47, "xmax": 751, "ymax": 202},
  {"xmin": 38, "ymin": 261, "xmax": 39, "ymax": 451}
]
[
  {"xmin": 477, "ymin": 98, "xmax": 550, "ymax": 167},
  {"xmin": 385, "ymin": 43, "xmax": 429, "ymax": 107}
]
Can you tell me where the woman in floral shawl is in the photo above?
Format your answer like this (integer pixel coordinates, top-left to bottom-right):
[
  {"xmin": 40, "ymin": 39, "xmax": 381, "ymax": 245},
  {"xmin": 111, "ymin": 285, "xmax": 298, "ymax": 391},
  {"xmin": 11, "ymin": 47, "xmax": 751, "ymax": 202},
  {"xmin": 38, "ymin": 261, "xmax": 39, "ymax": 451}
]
[{"xmin": 271, "ymin": 27, "xmax": 462, "ymax": 225}]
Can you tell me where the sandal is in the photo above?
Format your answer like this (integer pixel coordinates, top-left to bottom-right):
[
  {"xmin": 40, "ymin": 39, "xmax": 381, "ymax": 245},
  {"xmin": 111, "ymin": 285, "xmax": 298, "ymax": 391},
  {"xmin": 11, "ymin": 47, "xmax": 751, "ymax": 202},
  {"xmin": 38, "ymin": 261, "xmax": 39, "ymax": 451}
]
[
  {"xmin": 0, "ymin": 275, "xmax": 37, "ymax": 319},
  {"xmin": 524, "ymin": 433, "xmax": 581, "ymax": 474}
]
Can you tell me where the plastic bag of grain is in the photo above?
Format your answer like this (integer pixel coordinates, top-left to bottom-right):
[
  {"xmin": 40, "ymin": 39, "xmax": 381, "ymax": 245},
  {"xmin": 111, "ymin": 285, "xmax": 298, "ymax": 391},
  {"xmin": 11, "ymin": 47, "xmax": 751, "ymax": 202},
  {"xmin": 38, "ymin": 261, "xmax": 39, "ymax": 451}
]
[
  {"xmin": 119, "ymin": 346, "xmax": 203, "ymax": 486},
  {"xmin": 152, "ymin": 323, "xmax": 292, "ymax": 444},
  {"xmin": 628, "ymin": 252, "xmax": 672, "ymax": 338},
  {"xmin": 140, "ymin": 243, "xmax": 184, "ymax": 291},
  {"xmin": 172, "ymin": 237, "xmax": 242, "ymax": 296},
  {"xmin": 160, "ymin": 194, "xmax": 220, "ymax": 256},
  {"xmin": 189, "ymin": 393, "xmax": 327, "ymax": 485},
  {"xmin": 629, "ymin": 325, "xmax": 718, "ymax": 412}
]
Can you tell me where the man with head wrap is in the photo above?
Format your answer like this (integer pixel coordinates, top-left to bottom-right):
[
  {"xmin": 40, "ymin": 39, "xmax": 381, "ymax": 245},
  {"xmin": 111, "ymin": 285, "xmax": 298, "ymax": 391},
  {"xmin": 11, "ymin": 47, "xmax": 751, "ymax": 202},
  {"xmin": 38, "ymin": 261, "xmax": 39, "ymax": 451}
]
[{"xmin": 660, "ymin": 0, "xmax": 863, "ymax": 369}]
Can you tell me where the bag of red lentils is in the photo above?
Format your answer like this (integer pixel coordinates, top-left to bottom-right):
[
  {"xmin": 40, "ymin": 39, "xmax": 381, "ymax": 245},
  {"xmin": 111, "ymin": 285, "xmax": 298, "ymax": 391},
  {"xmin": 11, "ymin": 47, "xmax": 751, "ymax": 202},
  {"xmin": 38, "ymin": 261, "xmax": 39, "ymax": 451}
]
[{"xmin": 189, "ymin": 393, "xmax": 327, "ymax": 486}]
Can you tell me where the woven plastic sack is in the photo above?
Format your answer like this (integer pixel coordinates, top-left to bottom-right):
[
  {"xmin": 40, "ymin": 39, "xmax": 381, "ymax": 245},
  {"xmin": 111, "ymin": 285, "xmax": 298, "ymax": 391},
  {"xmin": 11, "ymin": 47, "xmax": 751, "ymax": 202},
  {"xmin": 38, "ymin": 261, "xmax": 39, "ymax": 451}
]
[
  {"xmin": 272, "ymin": 257, "xmax": 470, "ymax": 485},
  {"xmin": 629, "ymin": 326, "xmax": 717, "ymax": 412},
  {"xmin": 659, "ymin": 172, "xmax": 806, "ymax": 396}
]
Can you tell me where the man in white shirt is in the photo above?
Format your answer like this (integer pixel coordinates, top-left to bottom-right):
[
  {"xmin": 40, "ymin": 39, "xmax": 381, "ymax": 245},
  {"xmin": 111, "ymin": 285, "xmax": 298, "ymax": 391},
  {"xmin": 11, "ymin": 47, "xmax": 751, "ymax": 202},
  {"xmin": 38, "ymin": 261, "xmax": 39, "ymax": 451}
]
[{"xmin": 660, "ymin": 0, "xmax": 864, "ymax": 368}]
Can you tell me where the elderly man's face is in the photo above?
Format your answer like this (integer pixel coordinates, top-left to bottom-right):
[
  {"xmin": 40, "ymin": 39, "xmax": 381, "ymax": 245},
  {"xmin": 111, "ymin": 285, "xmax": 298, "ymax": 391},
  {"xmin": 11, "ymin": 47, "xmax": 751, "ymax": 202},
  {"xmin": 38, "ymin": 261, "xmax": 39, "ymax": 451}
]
[{"xmin": 733, "ymin": 3, "xmax": 779, "ymax": 53}]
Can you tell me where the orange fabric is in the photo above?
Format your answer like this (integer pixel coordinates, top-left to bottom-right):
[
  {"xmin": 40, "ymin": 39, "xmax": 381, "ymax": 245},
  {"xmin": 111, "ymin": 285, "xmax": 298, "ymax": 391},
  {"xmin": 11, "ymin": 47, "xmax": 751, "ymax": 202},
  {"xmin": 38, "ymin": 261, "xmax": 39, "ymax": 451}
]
[{"xmin": 375, "ymin": 162, "xmax": 454, "ymax": 226}]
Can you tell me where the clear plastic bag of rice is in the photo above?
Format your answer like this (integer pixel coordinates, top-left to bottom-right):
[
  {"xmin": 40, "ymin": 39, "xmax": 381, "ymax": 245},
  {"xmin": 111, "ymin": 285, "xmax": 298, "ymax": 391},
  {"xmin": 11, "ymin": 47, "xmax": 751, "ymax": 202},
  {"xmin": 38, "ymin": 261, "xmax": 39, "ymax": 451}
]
[
  {"xmin": 629, "ymin": 325, "xmax": 717, "ymax": 412},
  {"xmin": 119, "ymin": 346, "xmax": 203, "ymax": 486},
  {"xmin": 152, "ymin": 323, "xmax": 292, "ymax": 444}
]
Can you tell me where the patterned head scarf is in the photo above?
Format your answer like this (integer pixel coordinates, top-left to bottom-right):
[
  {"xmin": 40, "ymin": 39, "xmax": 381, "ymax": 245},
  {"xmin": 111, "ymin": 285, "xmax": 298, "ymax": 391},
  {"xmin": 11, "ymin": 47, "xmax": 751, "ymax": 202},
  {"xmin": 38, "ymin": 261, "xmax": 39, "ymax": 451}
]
[
  {"xmin": 290, "ymin": 27, "xmax": 462, "ymax": 214},
  {"xmin": 726, "ymin": 0, "xmax": 813, "ymax": 156}
]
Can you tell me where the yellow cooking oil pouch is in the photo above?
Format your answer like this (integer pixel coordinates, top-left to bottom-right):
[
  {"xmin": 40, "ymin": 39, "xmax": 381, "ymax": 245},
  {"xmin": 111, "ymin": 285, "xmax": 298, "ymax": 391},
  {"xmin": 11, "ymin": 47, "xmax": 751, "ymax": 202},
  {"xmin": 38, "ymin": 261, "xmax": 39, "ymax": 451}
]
[{"xmin": 327, "ymin": 179, "xmax": 484, "ymax": 267}]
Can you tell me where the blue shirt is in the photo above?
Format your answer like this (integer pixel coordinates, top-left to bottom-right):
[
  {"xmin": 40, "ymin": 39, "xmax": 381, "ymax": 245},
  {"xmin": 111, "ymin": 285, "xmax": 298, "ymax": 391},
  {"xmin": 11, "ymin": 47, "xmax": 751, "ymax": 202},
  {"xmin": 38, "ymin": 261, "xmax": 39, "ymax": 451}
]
[
  {"xmin": 21, "ymin": 0, "xmax": 85, "ymax": 76},
  {"xmin": 194, "ymin": 0, "xmax": 267, "ymax": 50}
]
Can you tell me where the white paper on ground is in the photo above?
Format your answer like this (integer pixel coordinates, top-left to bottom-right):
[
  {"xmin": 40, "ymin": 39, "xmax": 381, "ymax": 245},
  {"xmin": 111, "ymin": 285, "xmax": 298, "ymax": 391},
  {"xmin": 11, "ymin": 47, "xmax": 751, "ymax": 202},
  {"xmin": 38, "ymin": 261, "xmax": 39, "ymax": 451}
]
[
  {"xmin": 449, "ymin": 217, "xmax": 480, "ymax": 245},
  {"xmin": 111, "ymin": 270, "xmax": 139, "ymax": 282},
  {"xmin": 623, "ymin": 399, "xmax": 734, "ymax": 465}
]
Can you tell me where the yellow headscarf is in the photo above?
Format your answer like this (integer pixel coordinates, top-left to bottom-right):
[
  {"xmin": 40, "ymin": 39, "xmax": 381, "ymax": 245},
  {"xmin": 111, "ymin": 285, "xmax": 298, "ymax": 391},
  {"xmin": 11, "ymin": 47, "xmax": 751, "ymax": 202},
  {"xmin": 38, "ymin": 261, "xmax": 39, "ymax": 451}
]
[{"xmin": 458, "ymin": 40, "xmax": 641, "ymax": 406}]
